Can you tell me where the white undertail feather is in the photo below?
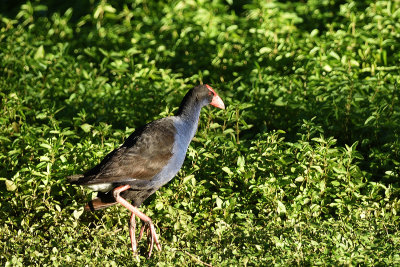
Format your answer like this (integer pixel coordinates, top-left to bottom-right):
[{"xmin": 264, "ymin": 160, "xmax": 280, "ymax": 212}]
[{"xmin": 87, "ymin": 183, "xmax": 114, "ymax": 192}]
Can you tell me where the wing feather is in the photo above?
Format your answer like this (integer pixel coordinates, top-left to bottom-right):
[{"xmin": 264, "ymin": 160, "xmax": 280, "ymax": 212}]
[{"xmin": 76, "ymin": 118, "xmax": 175, "ymax": 185}]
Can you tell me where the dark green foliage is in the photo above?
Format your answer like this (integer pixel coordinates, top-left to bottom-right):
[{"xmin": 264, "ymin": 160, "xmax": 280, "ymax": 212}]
[{"xmin": 1, "ymin": 0, "xmax": 399, "ymax": 265}]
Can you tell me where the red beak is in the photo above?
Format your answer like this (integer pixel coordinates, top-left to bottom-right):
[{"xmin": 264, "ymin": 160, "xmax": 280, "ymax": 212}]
[{"xmin": 206, "ymin": 84, "xmax": 225, "ymax": 109}]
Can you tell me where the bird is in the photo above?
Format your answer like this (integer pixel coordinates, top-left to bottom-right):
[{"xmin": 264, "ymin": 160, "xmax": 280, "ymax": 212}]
[{"xmin": 68, "ymin": 84, "xmax": 225, "ymax": 258}]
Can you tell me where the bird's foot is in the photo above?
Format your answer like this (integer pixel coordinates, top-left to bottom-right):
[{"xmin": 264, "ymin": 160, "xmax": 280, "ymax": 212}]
[
  {"xmin": 138, "ymin": 220, "xmax": 162, "ymax": 258},
  {"xmin": 113, "ymin": 185, "xmax": 162, "ymax": 258}
]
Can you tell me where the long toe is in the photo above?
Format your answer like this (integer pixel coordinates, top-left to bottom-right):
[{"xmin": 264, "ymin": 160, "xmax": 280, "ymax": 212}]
[
  {"xmin": 149, "ymin": 223, "xmax": 162, "ymax": 252},
  {"xmin": 148, "ymin": 234, "xmax": 154, "ymax": 258},
  {"xmin": 140, "ymin": 222, "xmax": 162, "ymax": 258},
  {"xmin": 138, "ymin": 223, "xmax": 146, "ymax": 241}
]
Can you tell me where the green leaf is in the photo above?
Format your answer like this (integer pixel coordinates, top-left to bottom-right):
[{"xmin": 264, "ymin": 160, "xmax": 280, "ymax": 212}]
[
  {"xmin": 34, "ymin": 45, "xmax": 45, "ymax": 59},
  {"xmin": 237, "ymin": 155, "xmax": 245, "ymax": 172},
  {"xmin": 329, "ymin": 51, "xmax": 340, "ymax": 60},
  {"xmin": 259, "ymin": 47, "xmax": 272, "ymax": 54},
  {"xmin": 323, "ymin": 65, "xmax": 332, "ymax": 72},
  {"xmin": 73, "ymin": 207, "xmax": 84, "ymax": 220},
  {"xmin": 60, "ymin": 155, "xmax": 67, "ymax": 163},
  {"xmin": 155, "ymin": 202, "xmax": 163, "ymax": 210},
  {"xmin": 310, "ymin": 29, "xmax": 319, "ymax": 37},
  {"xmin": 274, "ymin": 97, "xmax": 286, "ymax": 106},
  {"xmin": 36, "ymin": 113, "xmax": 47, "ymax": 119},
  {"xmin": 277, "ymin": 200, "xmax": 286, "ymax": 214},
  {"xmin": 183, "ymin": 175, "xmax": 194, "ymax": 184},
  {"xmin": 364, "ymin": 115, "xmax": 375, "ymax": 125},
  {"xmin": 40, "ymin": 143, "xmax": 52, "ymax": 150},
  {"xmin": 5, "ymin": 180, "xmax": 17, "ymax": 191},
  {"xmin": 295, "ymin": 176, "xmax": 304, "ymax": 182},
  {"xmin": 216, "ymin": 197, "xmax": 223, "ymax": 209},
  {"xmin": 222, "ymin": 167, "xmax": 233, "ymax": 176},
  {"xmin": 80, "ymin": 123, "xmax": 92, "ymax": 133},
  {"xmin": 311, "ymin": 165, "xmax": 323, "ymax": 174}
]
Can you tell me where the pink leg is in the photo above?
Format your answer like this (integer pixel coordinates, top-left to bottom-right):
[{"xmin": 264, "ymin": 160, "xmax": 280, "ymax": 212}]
[
  {"xmin": 129, "ymin": 213, "xmax": 137, "ymax": 253},
  {"xmin": 113, "ymin": 185, "xmax": 162, "ymax": 258}
]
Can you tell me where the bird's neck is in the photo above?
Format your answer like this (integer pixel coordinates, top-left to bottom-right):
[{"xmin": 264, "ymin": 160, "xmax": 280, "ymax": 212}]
[
  {"xmin": 178, "ymin": 103, "xmax": 202, "ymax": 128},
  {"xmin": 176, "ymin": 93, "xmax": 206, "ymax": 123},
  {"xmin": 175, "ymin": 99, "xmax": 204, "ymax": 141}
]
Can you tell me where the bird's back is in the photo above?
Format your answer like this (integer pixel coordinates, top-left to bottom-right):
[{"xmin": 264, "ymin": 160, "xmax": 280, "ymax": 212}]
[{"xmin": 70, "ymin": 117, "xmax": 177, "ymax": 207}]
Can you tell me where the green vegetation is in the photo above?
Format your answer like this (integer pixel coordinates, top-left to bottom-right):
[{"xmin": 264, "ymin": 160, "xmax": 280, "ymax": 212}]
[{"xmin": 1, "ymin": 0, "xmax": 399, "ymax": 265}]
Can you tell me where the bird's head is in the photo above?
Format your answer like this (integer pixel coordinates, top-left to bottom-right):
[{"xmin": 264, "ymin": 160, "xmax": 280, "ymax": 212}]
[{"xmin": 177, "ymin": 84, "xmax": 225, "ymax": 117}]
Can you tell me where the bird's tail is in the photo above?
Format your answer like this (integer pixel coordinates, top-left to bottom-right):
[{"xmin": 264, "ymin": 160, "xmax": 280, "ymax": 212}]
[{"xmin": 67, "ymin": 174, "xmax": 117, "ymax": 211}]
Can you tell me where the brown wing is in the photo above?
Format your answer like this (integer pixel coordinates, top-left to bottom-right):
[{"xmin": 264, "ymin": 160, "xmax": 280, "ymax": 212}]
[{"xmin": 77, "ymin": 118, "xmax": 175, "ymax": 185}]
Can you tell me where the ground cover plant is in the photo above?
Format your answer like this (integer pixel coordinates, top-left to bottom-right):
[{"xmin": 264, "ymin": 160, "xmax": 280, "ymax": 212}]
[{"xmin": 1, "ymin": 0, "xmax": 399, "ymax": 265}]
